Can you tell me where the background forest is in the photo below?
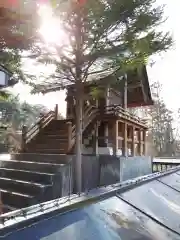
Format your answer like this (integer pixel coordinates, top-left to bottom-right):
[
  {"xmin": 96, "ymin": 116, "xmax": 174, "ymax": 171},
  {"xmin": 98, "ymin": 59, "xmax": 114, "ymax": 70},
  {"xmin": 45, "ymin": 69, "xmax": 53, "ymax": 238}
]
[
  {"xmin": 0, "ymin": 94, "xmax": 62, "ymax": 152},
  {"xmin": 130, "ymin": 81, "xmax": 180, "ymax": 157}
]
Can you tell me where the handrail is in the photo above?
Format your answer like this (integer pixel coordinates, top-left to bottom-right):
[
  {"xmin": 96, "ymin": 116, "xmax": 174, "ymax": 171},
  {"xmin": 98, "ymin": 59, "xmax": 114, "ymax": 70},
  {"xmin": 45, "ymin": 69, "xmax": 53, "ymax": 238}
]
[
  {"xmin": 21, "ymin": 103, "xmax": 147, "ymax": 153},
  {"xmin": 72, "ymin": 105, "xmax": 98, "ymax": 139},
  {"xmin": 69, "ymin": 105, "xmax": 99, "ymax": 150},
  {"xmin": 23, "ymin": 110, "xmax": 56, "ymax": 145},
  {"xmin": 68, "ymin": 104, "xmax": 147, "ymax": 152},
  {"xmin": 105, "ymin": 105, "xmax": 147, "ymax": 126}
]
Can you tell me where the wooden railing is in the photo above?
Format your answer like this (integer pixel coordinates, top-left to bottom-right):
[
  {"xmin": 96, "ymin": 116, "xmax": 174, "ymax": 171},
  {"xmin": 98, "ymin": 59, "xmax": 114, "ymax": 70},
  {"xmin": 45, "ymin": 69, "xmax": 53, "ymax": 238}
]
[
  {"xmin": 67, "ymin": 104, "xmax": 147, "ymax": 152},
  {"xmin": 153, "ymin": 158, "xmax": 180, "ymax": 172},
  {"xmin": 20, "ymin": 103, "xmax": 147, "ymax": 153},
  {"xmin": 105, "ymin": 105, "xmax": 147, "ymax": 127},
  {"xmin": 21, "ymin": 110, "xmax": 56, "ymax": 150},
  {"xmin": 67, "ymin": 105, "xmax": 99, "ymax": 151}
]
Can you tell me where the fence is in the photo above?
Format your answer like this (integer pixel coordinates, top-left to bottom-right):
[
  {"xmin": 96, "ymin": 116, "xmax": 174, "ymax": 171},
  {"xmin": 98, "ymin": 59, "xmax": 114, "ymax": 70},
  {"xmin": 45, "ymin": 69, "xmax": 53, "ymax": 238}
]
[{"xmin": 153, "ymin": 158, "xmax": 180, "ymax": 172}]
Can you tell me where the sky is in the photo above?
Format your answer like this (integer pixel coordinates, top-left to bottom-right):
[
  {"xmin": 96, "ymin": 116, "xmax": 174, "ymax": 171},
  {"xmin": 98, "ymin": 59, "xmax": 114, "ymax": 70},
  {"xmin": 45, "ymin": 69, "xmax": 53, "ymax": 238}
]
[
  {"xmin": 147, "ymin": 0, "xmax": 180, "ymax": 112},
  {"xmin": 11, "ymin": 0, "xmax": 180, "ymax": 117}
]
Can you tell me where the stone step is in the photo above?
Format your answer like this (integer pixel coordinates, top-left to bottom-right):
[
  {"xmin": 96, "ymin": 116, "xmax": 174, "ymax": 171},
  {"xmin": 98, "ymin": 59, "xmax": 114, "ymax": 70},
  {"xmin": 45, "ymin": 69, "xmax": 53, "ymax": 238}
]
[
  {"xmin": 11, "ymin": 153, "xmax": 72, "ymax": 164},
  {"xmin": 0, "ymin": 188, "xmax": 35, "ymax": 209},
  {"xmin": 36, "ymin": 134, "xmax": 68, "ymax": 141},
  {"xmin": 43, "ymin": 127, "xmax": 68, "ymax": 133},
  {"xmin": 26, "ymin": 144, "xmax": 66, "ymax": 150},
  {"xmin": 43, "ymin": 128, "xmax": 68, "ymax": 134},
  {"xmin": 27, "ymin": 149, "xmax": 67, "ymax": 154},
  {"xmin": 41, "ymin": 133, "xmax": 68, "ymax": 138},
  {"xmin": 0, "ymin": 177, "xmax": 51, "ymax": 197},
  {"xmin": 28, "ymin": 141, "xmax": 68, "ymax": 149},
  {"xmin": 46, "ymin": 119, "xmax": 73, "ymax": 128},
  {"xmin": 0, "ymin": 168, "xmax": 54, "ymax": 184},
  {"xmin": 27, "ymin": 137, "xmax": 68, "ymax": 150},
  {"xmin": 0, "ymin": 159, "xmax": 64, "ymax": 173},
  {"xmin": 27, "ymin": 145, "xmax": 67, "ymax": 153},
  {"xmin": 44, "ymin": 127, "xmax": 67, "ymax": 133},
  {"xmin": 46, "ymin": 137, "xmax": 68, "ymax": 142}
]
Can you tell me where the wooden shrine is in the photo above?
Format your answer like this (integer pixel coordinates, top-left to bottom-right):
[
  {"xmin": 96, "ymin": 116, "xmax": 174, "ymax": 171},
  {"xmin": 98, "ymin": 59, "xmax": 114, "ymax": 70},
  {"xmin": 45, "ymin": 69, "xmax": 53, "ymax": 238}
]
[{"xmin": 65, "ymin": 65, "xmax": 153, "ymax": 156}]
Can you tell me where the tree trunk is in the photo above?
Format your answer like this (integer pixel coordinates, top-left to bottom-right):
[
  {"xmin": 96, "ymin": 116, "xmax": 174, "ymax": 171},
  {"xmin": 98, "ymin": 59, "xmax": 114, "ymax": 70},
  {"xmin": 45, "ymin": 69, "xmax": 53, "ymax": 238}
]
[
  {"xmin": 74, "ymin": 6, "xmax": 84, "ymax": 193},
  {"xmin": 75, "ymin": 89, "xmax": 83, "ymax": 193}
]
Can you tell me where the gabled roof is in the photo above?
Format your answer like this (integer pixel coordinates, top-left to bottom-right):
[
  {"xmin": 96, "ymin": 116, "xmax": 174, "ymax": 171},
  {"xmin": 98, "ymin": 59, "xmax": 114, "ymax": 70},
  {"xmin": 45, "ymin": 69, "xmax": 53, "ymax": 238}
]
[
  {"xmin": 126, "ymin": 65, "xmax": 153, "ymax": 107},
  {"xmin": 68, "ymin": 65, "xmax": 153, "ymax": 107}
]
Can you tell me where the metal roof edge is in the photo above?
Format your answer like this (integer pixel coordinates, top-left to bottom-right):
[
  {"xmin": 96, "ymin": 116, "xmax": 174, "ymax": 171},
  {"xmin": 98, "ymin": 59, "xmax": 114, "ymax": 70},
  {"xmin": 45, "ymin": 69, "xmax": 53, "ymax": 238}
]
[{"xmin": 0, "ymin": 166, "xmax": 180, "ymax": 237}]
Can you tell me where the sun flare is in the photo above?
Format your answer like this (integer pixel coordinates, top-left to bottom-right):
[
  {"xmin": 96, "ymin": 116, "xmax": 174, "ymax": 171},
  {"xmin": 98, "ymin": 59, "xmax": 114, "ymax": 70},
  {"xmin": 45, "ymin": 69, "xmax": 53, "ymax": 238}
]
[{"xmin": 38, "ymin": 5, "xmax": 63, "ymax": 44}]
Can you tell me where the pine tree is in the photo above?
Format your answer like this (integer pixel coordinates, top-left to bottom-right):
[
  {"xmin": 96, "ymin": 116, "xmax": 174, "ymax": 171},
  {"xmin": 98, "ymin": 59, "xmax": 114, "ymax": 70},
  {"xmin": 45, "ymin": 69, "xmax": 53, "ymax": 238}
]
[
  {"xmin": 2, "ymin": 0, "xmax": 172, "ymax": 191},
  {"xmin": 23, "ymin": 0, "xmax": 172, "ymax": 192},
  {"xmin": 0, "ymin": 3, "xmax": 39, "ymax": 82}
]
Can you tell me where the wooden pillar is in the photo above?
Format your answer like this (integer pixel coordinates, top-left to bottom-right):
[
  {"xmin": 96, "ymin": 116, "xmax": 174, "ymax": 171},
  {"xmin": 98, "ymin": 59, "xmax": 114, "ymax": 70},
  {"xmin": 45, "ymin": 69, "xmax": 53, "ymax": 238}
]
[
  {"xmin": 54, "ymin": 104, "xmax": 58, "ymax": 120},
  {"xmin": 66, "ymin": 96, "xmax": 74, "ymax": 119},
  {"xmin": 137, "ymin": 129, "xmax": 141, "ymax": 155},
  {"xmin": 123, "ymin": 75, "xmax": 128, "ymax": 110},
  {"xmin": 66, "ymin": 122, "xmax": 72, "ymax": 151},
  {"xmin": 93, "ymin": 122, "xmax": 99, "ymax": 155},
  {"xmin": 138, "ymin": 129, "xmax": 143, "ymax": 156},
  {"xmin": 106, "ymin": 87, "xmax": 110, "ymax": 107},
  {"xmin": 143, "ymin": 129, "xmax": 146, "ymax": 155},
  {"xmin": 21, "ymin": 125, "xmax": 27, "ymax": 152},
  {"xmin": 131, "ymin": 126, "xmax": 135, "ymax": 156},
  {"xmin": 122, "ymin": 122, "xmax": 128, "ymax": 157},
  {"xmin": 105, "ymin": 122, "xmax": 109, "ymax": 147},
  {"xmin": 0, "ymin": 192, "xmax": 3, "ymax": 214},
  {"xmin": 113, "ymin": 120, "xmax": 118, "ymax": 155}
]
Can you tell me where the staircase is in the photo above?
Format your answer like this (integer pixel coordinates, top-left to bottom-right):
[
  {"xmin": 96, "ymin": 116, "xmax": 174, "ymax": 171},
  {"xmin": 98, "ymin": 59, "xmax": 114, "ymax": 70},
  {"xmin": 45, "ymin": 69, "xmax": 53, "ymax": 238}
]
[
  {"xmin": 0, "ymin": 106, "xmax": 99, "ymax": 211},
  {"xmin": 0, "ymin": 105, "xmax": 147, "ymax": 211},
  {"xmin": 21, "ymin": 105, "xmax": 98, "ymax": 154},
  {"xmin": 9, "ymin": 104, "xmax": 146, "ymax": 154},
  {"xmin": 0, "ymin": 105, "xmax": 98, "ymax": 211},
  {"xmin": 0, "ymin": 154, "xmax": 72, "ymax": 211},
  {"xmin": 25, "ymin": 120, "xmax": 72, "ymax": 154}
]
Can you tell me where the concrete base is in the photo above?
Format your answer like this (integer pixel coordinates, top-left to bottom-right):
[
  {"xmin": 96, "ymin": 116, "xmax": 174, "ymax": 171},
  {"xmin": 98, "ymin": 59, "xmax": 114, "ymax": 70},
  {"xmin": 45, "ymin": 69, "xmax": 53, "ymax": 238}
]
[{"xmin": 82, "ymin": 146, "xmax": 113, "ymax": 155}]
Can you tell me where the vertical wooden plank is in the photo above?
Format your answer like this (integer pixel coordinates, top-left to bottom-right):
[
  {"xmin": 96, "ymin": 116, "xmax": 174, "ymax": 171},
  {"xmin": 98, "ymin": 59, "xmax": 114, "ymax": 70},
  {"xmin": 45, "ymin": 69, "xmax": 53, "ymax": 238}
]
[
  {"xmin": 113, "ymin": 120, "xmax": 118, "ymax": 156},
  {"xmin": 137, "ymin": 128, "xmax": 142, "ymax": 156},
  {"xmin": 131, "ymin": 126, "xmax": 135, "ymax": 156},
  {"xmin": 105, "ymin": 122, "xmax": 109, "ymax": 147},
  {"xmin": 66, "ymin": 122, "xmax": 72, "ymax": 152},
  {"xmin": 66, "ymin": 94, "xmax": 74, "ymax": 119},
  {"xmin": 93, "ymin": 122, "xmax": 99, "ymax": 155},
  {"xmin": 0, "ymin": 191, "xmax": 3, "ymax": 215},
  {"xmin": 123, "ymin": 75, "xmax": 128, "ymax": 110},
  {"xmin": 21, "ymin": 125, "xmax": 27, "ymax": 152},
  {"xmin": 122, "ymin": 122, "xmax": 128, "ymax": 157},
  {"xmin": 54, "ymin": 104, "xmax": 58, "ymax": 120},
  {"xmin": 122, "ymin": 73, "xmax": 128, "ymax": 156},
  {"xmin": 143, "ymin": 129, "xmax": 146, "ymax": 155},
  {"xmin": 66, "ymin": 94, "xmax": 70, "ymax": 119}
]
